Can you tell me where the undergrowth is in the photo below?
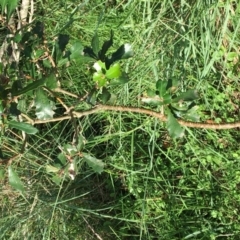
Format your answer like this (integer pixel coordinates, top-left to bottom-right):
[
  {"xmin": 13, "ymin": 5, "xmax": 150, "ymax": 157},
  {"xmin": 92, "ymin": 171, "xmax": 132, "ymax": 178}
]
[{"xmin": 0, "ymin": 0, "xmax": 240, "ymax": 239}]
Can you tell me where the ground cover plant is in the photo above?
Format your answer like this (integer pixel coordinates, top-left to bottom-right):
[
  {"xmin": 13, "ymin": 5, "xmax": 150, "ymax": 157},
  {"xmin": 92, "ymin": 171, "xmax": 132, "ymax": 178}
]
[{"xmin": 0, "ymin": 0, "xmax": 240, "ymax": 239}]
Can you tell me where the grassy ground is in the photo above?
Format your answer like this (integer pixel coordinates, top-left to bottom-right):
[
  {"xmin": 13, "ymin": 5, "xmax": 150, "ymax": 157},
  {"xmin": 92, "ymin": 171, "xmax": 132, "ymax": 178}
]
[{"xmin": 1, "ymin": 0, "xmax": 240, "ymax": 239}]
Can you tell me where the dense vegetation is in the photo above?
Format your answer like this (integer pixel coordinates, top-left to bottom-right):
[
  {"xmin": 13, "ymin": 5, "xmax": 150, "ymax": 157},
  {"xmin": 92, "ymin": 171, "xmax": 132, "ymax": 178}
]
[{"xmin": 0, "ymin": 0, "xmax": 240, "ymax": 239}]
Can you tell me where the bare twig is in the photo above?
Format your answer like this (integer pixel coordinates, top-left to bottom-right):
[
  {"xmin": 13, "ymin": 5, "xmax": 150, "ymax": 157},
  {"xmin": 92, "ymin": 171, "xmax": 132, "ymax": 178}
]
[
  {"xmin": 54, "ymin": 88, "xmax": 80, "ymax": 98},
  {"xmin": 18, "ymin": 0, "xmax": 31, "ymax": 27},
  {"xmin": 43, "ymin": 87, "xmax": 71, "ymax": 112},
  {"xmin": 27, "ymin": 104, "xmax": 240, "ymax": 130},
  {"xmin": 21, "ymin": 113, "xmax": 34, "ymax": 125},
  {"xmin": 82, "ymin": 216, "xmax": 103, "ymax": 240},
  {"xmin": 29, "ymin": 0, "xmax": 34, "ymax": 23}
]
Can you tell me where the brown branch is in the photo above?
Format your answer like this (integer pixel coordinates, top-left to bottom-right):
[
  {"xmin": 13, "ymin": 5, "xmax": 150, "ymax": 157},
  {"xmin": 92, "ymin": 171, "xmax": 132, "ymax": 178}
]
[
  {"xmin": 43, "ymin": 87, "xmax": 71, "ymax": 112},
  {"xmin": 29, "ymin": 104, "xmax": 240, "ymax": 130},
  {"xmin": 54, "ymin": 88, "xmax": 79, "ymax": 98}
]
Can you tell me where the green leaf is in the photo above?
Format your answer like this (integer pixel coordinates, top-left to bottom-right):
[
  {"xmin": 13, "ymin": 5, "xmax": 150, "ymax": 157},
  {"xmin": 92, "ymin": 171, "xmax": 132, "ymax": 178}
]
[
  {"xmin": 166, "ymin": 78, "xmax": 173, "ymax": 90},
  {"xmin": 83, "ymin": 46, "xmax": 97, "ymax": 59},
  {"xmin": 93, "ymin": 60, "xmax": 105, "ymax": 72},
  {"xmin": 93, "ymin": 60, "xmax": 128, "ymax": 85},
  {"xmin": 64, "ymin": 143, "xmax": 78, "ymax": 155},
  {"xmin": 7, "ymin": 0, "xmax": 18, "ymax": 13},
  {"xmin": 98, "ymin": 30, "xmax": 113, "ymax": 63},
  {"xmin": 91, "ymin": 33, "xmax": 99, "ymax": 55},
  {"xmin": 147, "ymin": 89, "xmax": 156, "ymax": 97},
  {"xmin": 227, "ymin": 52, "xmax": 237, "ymax": 61},
  {"xmin": 121, "ymin": 43, "xmax": 134, "ymax": 59},
  {"xmin": 141, "ymin": 94, "xmax": 163, "ymax": 106},
  {"xmin": 93, "ymin": 72, "xmax": 107, "ymax": 87},
  {"xmin": 57, "ymin": 34, "xmax": 69, "ymax": 52},
  {"xmin": 11, "ymin": 80, "xmax": 21, "ymax": 96},
  {"xmin": 156, "ymin": 80, "xmax": 168, "ymax": 97},
  {"xmin": 46, "ymin": 165, "xmax": 60, "ymax": 173},
  {"xmin": 17, "ymin": 99, "xmax": 27, "ymax": 112},
  {"xmin": 45, "ymin": 74, "xmax": 58, "ymax": 89},
  {"xmin": 70, "ymin": 40, "xmax": 84, "ymax": 60},
  {"xmin": 170, "ymin": 103, "xmax": 189, "ymax": 112},
  {"xmin": 32, "ymin": 21, "xmax": 44, "ymax": 39},
  {"xmin": 106, "ymin": 63, "xmax": 122, "ymax": 79},
  {"xmin": 171, "ymin": 101, "xmax": 197, "ymax": 114},
  {"xmin": 35, "ymin": 89, "xmax": 55, "ymax": 120},
  {"xmin": 106, "ymin": 43, "xmax": 133, "ymax": 69},
  {"xmin": 8, "ymin": 121, "xmax": 38, "ymax": 134},
  {"xmin": 8, "ymin": 166, "xmax": 25, "ymax": 192},
  {"xmin": 54, "ymin": 34, "xmax": 69, "ymax": 63},
  {"xmin": 166, "ymin": 109, "xmax": 185, "ymax": 138},
  {"xmin": 57, "ymin": 153, "xmax": 67, "ymax": 165},
  {"xmin": 32, "ymin": 49, "xmax": 45, "ymax": 59},
  {"xmin": 184, "ymin": 105, "xmax": 200, "ymax": 122},
  {"xmin": 83, "ymin": 153, "xmax": 104, "ymax": 174},
  {"xmin": 6, "ymin": 0, "xmax": 18, "ymax": 22},
  {"xmin": 42, "ymin": 59, "xmax": 53, "ymax": 68},
  {"xmin": 109, "ymin": 71, "xmax": 130, "ymax": 85},
  {"xmin": 163, "ymin": 93, "xmax": 172, "ymax": 104},
  {"xmin": 12, "ymin": 78, "xmax": 46, "ymax": 96},
  {"xmin": 51, "ymin": 175, "xmax": 62, "ymax": 185},
  {"xmin": 57, "ymin": 57, "xmax": 69, "ymax": 67},
  {"xmin": 13, "ymin": 33, "xmax": 22, "ymax": 43},
  {"xmin": 77, "ymin": 134, "xmax": 86, "ymax": 151},
  {"xmin": 9, "ymin": 102, "xmax": 21, "ymax": 116},
  {"xmin": 99, "ymin": 87, "xmax": 111, "ymax": 103},
  {"xmin": 86, "ymin": 89, "xmax": 97, "ymax": 105},
  {"xmin": 111, "ymin": 43, "xmax": 134, "ymax": 61},
  {"xmin": 0, "ymin": 0, "xmax": 7, "ymax": 13},
  {"xmin": 106, "ymin": 93, "xmax": 117, "ymax": 105},
  {"xmin": 172, "ymin": 90, "xmax": 199, "ymax": 103},
  {"xmin": 92, "ymin": 61, "xmax": 107, "ymax": 86}
]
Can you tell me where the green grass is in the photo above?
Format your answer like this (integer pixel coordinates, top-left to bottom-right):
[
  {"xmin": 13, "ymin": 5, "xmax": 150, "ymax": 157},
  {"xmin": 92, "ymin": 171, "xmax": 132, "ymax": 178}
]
[{"xmin": 1, "ymin": 0, "xmax": 240, "ymax": 239}]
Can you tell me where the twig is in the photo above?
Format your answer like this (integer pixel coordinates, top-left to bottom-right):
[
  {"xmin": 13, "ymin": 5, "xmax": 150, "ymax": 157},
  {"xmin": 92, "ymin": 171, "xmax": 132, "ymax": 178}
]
[
  {"xmin": 69, "ymin": 108, "xmax": 79, "ymax": 144},
  {"xmin": 43, "ymin": 87, "xmax": 71, "ymax": 112},
  {"xmin": 21, "ymin": 113, "xmax": 34, "ymax": 125},
  {"xmin": 28, "ymin": 104, "xmax": 240, "ymax": 130},
  {"xmin": 54, "ymin": 88, "xmax": 79, "ymax": 98},
  {"xmin": 18, "ymin": 0, "xmax": 31, "ymax": 27},
  {"xmin": 54, "ymin": 88, "xmax": 89, "ymax": 102},
  {"xmin": 82, "ymin": 216, "xmax": 103, "ymax": 240},
  {"xmin": 29, "ymin": 0, "xmax": 34, "ymax": 23},
  {"xmin": 0, "ymin": 154, "xmax": 21, "ymax": 166}
]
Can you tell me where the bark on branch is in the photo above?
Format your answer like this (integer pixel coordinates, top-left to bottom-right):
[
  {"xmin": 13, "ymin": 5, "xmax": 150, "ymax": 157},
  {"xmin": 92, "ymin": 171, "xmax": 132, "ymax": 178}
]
[{"xmin": 25, "ymin": 104, "xmax": 240, "ymax": 130}]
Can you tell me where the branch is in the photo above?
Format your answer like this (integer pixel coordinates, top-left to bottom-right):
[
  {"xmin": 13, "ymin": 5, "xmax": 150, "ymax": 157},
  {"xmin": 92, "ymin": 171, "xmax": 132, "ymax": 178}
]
[{"xmin": 26, "ymin": 104, "xmax": 240, "ymax": 130}]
